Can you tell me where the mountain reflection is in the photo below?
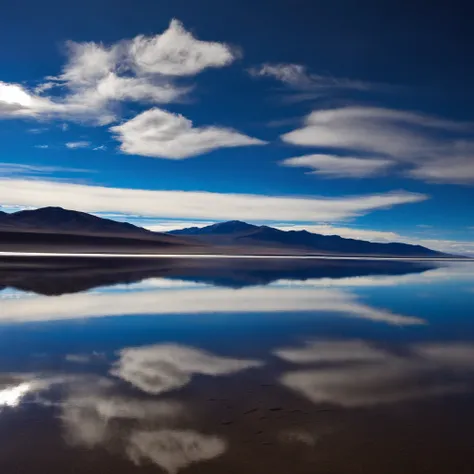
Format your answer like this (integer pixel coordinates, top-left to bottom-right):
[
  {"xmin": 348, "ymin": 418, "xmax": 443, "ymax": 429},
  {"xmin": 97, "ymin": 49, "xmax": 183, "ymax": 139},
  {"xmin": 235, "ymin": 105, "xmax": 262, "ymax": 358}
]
[{"xmin": 0, "ymin": 257, "xmax": 437, "ymax": 295}]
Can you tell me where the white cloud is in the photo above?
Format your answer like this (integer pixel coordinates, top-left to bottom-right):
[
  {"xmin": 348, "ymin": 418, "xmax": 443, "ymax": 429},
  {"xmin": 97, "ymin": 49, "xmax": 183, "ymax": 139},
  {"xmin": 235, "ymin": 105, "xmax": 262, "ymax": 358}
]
[
  {"xmin": 110, "ymin": 108, "xmax": 266, "ymax": 159},
  {"xmin": 128, "ymin": 19, "xmax": 235, "ymax": 76},
  {"xmin": 282, "ymin": 154, "xmax": 394, "ymax": 178},
  {"xmin": 281, "ymin": 106, "xmax": 474, "ymax": 183},
  {"xmin": 128, "ymin": 430, "xmax": 226, "ymax": 474},
  {"xmin": 111, "ymin": 344, "xmax": 263, "ymax": 394},
  {"xmin": 0, "ymin": 20, "xmax": 237, "ymax": 125},
  {"xmin": 34, "ymin": 145, "xmax": 49, "ymax": 149},
  {"xmin": 66, "ymin": 141, "xmax": 91, "ymax": 149},
  {"xmin": 0, "ymin": 178, "xmax": 427, "ymax": 222}
]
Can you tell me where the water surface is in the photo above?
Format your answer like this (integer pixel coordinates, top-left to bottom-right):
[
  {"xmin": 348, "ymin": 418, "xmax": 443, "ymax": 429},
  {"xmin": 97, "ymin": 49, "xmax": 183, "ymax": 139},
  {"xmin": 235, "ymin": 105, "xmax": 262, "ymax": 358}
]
[{"xmin": 1, "ymin": 258, "xmax": 473, "ymax": 473}]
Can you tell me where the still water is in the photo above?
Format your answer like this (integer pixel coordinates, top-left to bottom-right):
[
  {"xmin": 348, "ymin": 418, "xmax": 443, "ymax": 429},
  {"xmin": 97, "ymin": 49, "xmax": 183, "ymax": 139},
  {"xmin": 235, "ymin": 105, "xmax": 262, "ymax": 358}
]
[{"xmin": 0, "ymin": 257, "xmax": 473, "ymax": 473}]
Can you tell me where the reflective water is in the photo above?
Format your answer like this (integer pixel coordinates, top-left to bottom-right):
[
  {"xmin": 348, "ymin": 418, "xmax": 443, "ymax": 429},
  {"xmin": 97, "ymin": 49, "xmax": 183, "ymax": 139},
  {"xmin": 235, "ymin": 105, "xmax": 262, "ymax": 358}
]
[{"xmin": 0, "ymin": 257, "xmax": 474, "ymax": 473}]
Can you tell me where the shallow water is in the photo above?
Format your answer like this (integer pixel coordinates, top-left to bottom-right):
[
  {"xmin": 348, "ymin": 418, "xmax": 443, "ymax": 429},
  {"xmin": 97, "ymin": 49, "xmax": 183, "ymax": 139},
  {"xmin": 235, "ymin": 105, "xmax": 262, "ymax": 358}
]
[{"xmin": 1, "ymin": 258, "xmax": 474, "ymax": 473}]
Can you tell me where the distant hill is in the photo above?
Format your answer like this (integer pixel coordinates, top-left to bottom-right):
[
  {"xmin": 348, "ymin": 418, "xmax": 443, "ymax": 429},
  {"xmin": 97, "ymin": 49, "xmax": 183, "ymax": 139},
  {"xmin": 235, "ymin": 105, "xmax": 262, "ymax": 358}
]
[
  {"xmin": 0, "ymin": 209, "xmax": 451, "ymax": 257},
  {"xmin": 0, "ymin": 207, "xmax": 153, "ymax": 237},
  {"xmin": 0, "ymin": 207, "xmax": 195, "ymax": 250},
  {"xmin": 169, "ymin": 220, "xmax": 446, "ymax": 257}
]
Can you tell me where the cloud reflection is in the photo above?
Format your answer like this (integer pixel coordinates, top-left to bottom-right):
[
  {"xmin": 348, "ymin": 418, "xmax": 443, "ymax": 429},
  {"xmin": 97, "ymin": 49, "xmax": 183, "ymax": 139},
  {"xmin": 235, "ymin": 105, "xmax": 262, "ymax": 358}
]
[
  {"xmin": 62, "ymin": 389, "xmax": 185, "ymax": 447},
  {"xmin": 0, "ymin": 376, "xmax": 66, "ymax": 408},
  {"xmin": 276, "ymin": 340, "xmax": 474, "ymax": 407},
  {"xmin": 0, "ymin": 382, "xmax": 33, "ymax": 407},
  {"xmin": 128, "ymin": 429, "xmax": 226, "ymax": 474},
  {"xmin": 58, "ymin": 377, "xmax": 226, "ymax": 472},
  {"xmin": 111, "ymin": 344, "xmax": 263, "ymax": 394},
  {"xmin": 0, "ymin": 285, "xmax": 424, "ymax": 326}
]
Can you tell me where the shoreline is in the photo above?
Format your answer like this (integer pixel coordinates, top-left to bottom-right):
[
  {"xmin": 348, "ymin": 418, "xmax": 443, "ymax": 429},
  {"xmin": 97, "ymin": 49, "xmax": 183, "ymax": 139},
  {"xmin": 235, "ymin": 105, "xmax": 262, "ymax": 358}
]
[{"xmin": 0, "ymin": 251, "xmax": 470, "ymax": 262}]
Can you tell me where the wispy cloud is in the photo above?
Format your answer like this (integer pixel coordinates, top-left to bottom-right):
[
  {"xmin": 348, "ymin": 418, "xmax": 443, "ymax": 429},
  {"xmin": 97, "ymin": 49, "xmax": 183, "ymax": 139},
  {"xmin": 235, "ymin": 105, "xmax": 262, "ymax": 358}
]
[
  {"xmin": 0, "ymin": 178, "xmax": 427, "ymax": 222},
  {"xmin": 0, "ymin": 19, "xmax": 237, "ymax": 126},
  {"xmin": 281, "ymin": 106, "xmax": 474, "ymax": 183},
  {"xmin": 248, "ymin": 63, "xmax": 374, "ymax": 92},
  {"xmin": 65, "ymin": 141, "xmax": 91, "ymax": 149},
  {"xmin": 92, "ymin": 145, "xmax": 107, "ymax": 151},
  {"xmin": 0, "ymin": 163, "xmax": 92, "ymax": 178},
  {"xmin": 281, "ymin": 154, "xmax": 394, "ymax": 178}
]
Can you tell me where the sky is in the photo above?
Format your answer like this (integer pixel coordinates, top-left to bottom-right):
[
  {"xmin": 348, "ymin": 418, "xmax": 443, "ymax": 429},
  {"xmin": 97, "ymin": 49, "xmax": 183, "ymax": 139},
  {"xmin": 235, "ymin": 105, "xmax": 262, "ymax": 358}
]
[{"xmin": 0, "ymin": 0, "xmax": 473, "ymax": 254}]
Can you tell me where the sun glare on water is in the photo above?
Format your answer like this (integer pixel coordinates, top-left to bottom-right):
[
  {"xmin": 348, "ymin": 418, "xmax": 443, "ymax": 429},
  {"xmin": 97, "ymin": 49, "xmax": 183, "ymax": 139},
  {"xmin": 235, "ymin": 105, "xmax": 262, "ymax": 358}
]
[{"xmin": 0, "ymin": 383, "xmax": 32, "ymax": 407}]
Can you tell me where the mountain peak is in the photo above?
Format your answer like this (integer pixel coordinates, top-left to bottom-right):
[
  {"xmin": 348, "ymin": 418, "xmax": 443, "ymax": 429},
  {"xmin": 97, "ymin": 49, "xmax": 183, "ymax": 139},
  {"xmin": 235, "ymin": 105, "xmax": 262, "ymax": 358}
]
[
  {"xmin": 168, "ymin": 220, "xmax": 259, "ymax": 236},
  {"xmin": 208, "ymin": 220, "xmax": 258, "ymax": 232}
]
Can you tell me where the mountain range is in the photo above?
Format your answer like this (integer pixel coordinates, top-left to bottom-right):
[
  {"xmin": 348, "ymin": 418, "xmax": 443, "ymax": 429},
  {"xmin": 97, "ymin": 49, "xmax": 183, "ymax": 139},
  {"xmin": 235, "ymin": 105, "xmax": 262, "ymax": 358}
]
[
  {"xmin": 168, "ymin": 220, "xmax": 446, "ymax": 257},
  {"xmin": 0, "ymin": 207, "xmax": 450, "ymax": 257}
]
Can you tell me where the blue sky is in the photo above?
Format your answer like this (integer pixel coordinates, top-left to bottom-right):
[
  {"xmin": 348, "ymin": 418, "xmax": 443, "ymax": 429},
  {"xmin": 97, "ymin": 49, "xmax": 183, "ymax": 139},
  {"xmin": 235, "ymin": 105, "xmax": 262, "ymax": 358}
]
[{"xmin": 0, "ymin": 0, "xmax": 473, "ymax": 254}]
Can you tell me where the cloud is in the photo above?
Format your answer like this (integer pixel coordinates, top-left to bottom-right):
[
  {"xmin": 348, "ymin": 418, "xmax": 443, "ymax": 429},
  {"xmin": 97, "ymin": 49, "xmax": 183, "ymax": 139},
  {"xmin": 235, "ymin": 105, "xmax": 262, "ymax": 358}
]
[
  {"xmin": 128, "ymin": 430, "xmax": 226, "ymax": 474},
  {"xmin": 34, "ymin": 145, "xmax": 49, "ymax": 149},
  {"xmin": 0, "ymin": 163, "xmax": 92, "ymax": 178},
  {"xmin": 277, "ymin": 340, "xmax": 474, "ymax": 407},
  {"xmin": 0, "ymin": 285, "xmax": 424, "ymax": 326},
  {"xmin": 281, "ymin": 106, "xmax": 474, "ymax": 184},
  {"xmin": 248, "ymin": 63, "xmax": 372, "ymax": 92},
  {"xmin": 282, "ymin": 154, "xmax": 394, "ymax": 178},
  {"xmin": 128, "ymin": 19, "xmax": 235, "ymax": 76},
  {"xmin": 110, "ymin": 108, "xmax": 266, "ymax": 159},
  {"xmin": 0, "ymin": 20, "xmax": 237, "ymax": 125},
  {"xmin": 0, "ymin": 178, "xmax": 427, "ymax": 222},
  {"xmin": 111, "ymin": 344, "xmax": 263, "ymax": 394},
  {"xmin": 65, "ymin": 141, "xmax": 91, "ymax": 149}
]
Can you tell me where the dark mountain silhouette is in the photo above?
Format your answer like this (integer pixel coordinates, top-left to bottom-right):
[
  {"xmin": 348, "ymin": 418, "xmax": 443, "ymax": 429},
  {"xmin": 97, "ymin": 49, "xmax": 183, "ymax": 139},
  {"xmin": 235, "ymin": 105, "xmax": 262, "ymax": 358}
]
[
  {"xmin": 169, "ymin": 221, "xmax": 446, "ymax": 257},
  {"xmin": 172, "ymin": 220, "xmax": 257, "ymax": 236},
  {"xmin": 1, "ymin": 207, "xmax": 154, "ymax": 236},
  {"xmin": 0, "ymin": 206, "xmax": 198, "ymax": 251},
  {"xmin": 0, "ymin": 208, "xmax": 452, "ymax": 256}
]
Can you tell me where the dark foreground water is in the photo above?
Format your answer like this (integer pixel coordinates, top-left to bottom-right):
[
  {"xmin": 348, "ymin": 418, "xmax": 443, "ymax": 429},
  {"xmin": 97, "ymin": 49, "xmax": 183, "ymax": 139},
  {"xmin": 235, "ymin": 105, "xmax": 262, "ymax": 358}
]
[{"xmin": 0, "ymin": 257, "xmax": 474, "ymax": 474}]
